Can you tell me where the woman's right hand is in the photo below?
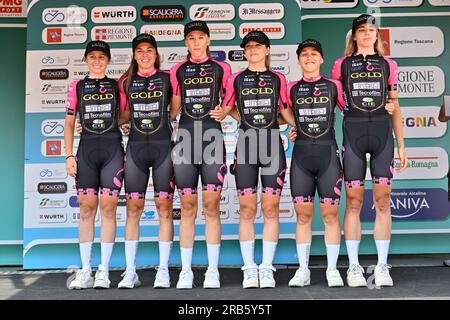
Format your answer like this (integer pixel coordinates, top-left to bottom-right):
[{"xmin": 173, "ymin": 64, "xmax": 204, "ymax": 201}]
[
  {"xmin": 66, "ymin": 156, "xmax": 77, "ymax": 178},
  {"xmin": 288, "ymin": 127, "xmax": 297, "ymax": 142},
  {"xmin": 75, "ymin": 122, "xmax": 83, "ymax": 135}
]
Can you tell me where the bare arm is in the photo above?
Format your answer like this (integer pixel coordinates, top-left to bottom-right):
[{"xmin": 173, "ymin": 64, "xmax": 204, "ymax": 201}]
[
  {"xmin": 170, "ymin": 95, "xmax": 181, "ymax": 120},
  {"xmin": 439, "ymin": 103, "xmax": 450, "ymax": 122},
  {"xmin": 64, "ymin": 114, "xmax": 77, "ymax": 177},
  {"xmin": 279, "ymin": 108, "xmax": 296, "ymax": 127}
]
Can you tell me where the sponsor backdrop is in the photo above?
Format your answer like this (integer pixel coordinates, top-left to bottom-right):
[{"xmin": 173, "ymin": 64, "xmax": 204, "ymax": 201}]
[
  {"xmin": 22, "ymin": 0, "xmax": 450, "ymax": 269},
  {"xmin": 0, "ymin": 1, "xmax": 27, "ymax": 265}
]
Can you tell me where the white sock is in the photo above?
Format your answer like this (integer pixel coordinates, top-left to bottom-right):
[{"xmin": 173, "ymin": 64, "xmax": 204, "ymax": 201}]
[
  {"xmin": 100, "ymin": 242, "xmax": 114, "ymax": 271},
  {"xmin": 296, "ymin": 243, "xmax": 311, "ymax": 268},
  {"xmin": 207, "ymin": 243, "xmax": 220, "ymax": 270},
  {"xmin": 180, "ymin": 247, "xmax": 193, "ymax": 271},
  {"xmin": 375, "ymin": 240, "xmax": 390, "ymax": 265},
  {"xmin": 326, "ymin": 244, "xmax": 340, "ymax": 270},
  {"xmin": 158, "ymin": 241, "xmax": 172, "ymax": 270},
  {"xmin": 262, "ymin": 241, "xmax": 277, "ymax": 267},
  {"xmin": 239, "ymin": 240, "xmax": 255, "ymax": 266},
  {"xmin": 79, "ymin": 242, "xmax": 92, "ymax": 271},
  {"xmin": 346, "ymin": 240, "xmax": 360, "ymax": 266},
  {"xmin": 125, "ymin": 240, "xmax": 138, "ymax": 271}
]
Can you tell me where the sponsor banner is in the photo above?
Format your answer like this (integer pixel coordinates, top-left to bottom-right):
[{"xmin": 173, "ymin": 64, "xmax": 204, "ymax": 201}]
[
  {"xmin": 39, "ymin": 197, "xmax": 67, "ymax": 209},
  {"xmin": 40, "ymin": 69, "xmax": 69, "ymax": 80},
  {"xmin": 365, "ymin": 147, "xmax": 448, "ymax": 180},
  {"xmin": 37, "ymin": 182, "xmax": 67, "ymax": 194},
  {"xmin": 141, "ymin": 5, "xmax": 185, "ymax": 22},
  {"xmin": 39, "ymin": 212, "xmax": 67, "ymax": 224},
  {"xmin": 140, "ymin": 24, "xmax": 184, "ymax": 41},
  {"xmin": 221, "ymin": 116, "xmax": 238, "ymax": 133},
  {"xmin": 364, "ymin": 0, "xmax": 423, "ymax": 7},
  {"xmin": 110, "ymin": 53, "xmax": 132, "ymax": 65},
  {"xmin": 42, "ymin": 27, "xmax": 88, "ymax": 44},
  {"xmin": 401, "ymin": 107, "xmax": 447, "ymax": 138},
  {"xmin": 91, "ymin": 6, "xmax": 136, "ymax": 23},
  {"xmin": 271, "ymin": 51, "xmax": 289, "ymax": 61},
  {"xmin": 72, "ymin": 67, "xmax": 127, "ymax": 80},
  {"xmin": 38, "ymin": 167, "xmax": 68, "ymax": 180},
  {"xmin": 428, "ymin": 0, "xmax": 450, "ymax": 5},
  {"xmin": 164, "ymin": 51, "xmax": 188, "ymax": 64},
  {"xmin": 398, "ymin": 66, "xmax": 445, "ymax": 98},
  {"xmin": 228, "ymin": 50, "xmax": 246, "ymax": 62},
  {"xmin": 239, "ymin": 22, "xmax": 285, "ymax": 39},
  {"xmin": 0, "ymin": 0, "xmax": 27, "ymax": 17},
  {"xmin": 190, "ymin": 4, "xmax": 235, "ymax": 21},
  {"xmin": 272, "ymin": 65, "xmax": 289, "ymax": 75},
  {"xmin": 299, "ymin": 0, "xmax": 358, "ymax": 9},
  {"xmin": 41, "ymin": 139, "xmax": 65, "ymax": 157},
  {"xmin": 41, "ymin": 120, "xmax": 65, "ymax": 137},
  {"xmin": 210, "ymin": 50, "xmax": 226, "ymax": 62},
  {"xmin": 42, "ymin": 7, "xmax": 88, "ymax": 25},
  {"xmin": 41, "ymin": 55, "xmax": 70, "ymax": 66},
  {"xmin": 347, "ymin": 27, "xmax": 444, "ymax": 58},
  {"xmin": 239, "ymin": 3, "xmax": 284, "ymax": 20},
  {"xmin": 41, "ymin": 83, "xmax": 68, "ymax": 95},
  {"xmin": 91, "ymin": 25, "xmax": 136, "ymax": 42},
  {"xmin": 361, "ymin": 188, "xmax": 450, "ymax": 221},
  {"xmin": 224, "ymin": 135, "xmax": 237, "ymax": 154},
  {"xmin": 40, "ymin": 98, "xmax": 66, "ymax": 108},
  {"xmin": 141, "ymin": 208, "xmax": 158, "ymax": 221},
  {"xmin": 208, "ymin": 23, "xmax": 235, "ymax": 41}
]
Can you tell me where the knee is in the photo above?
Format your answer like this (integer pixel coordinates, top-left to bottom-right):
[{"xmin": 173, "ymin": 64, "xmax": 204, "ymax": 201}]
[
  {"xmin": 181, "ymin": 200, "xmax": 197, "ymax": 219},
  {"xmin": 156, "ymin": 203, "xmax": 172, "ymax": 221},
  {"xmin": 101, "ymin": 205, "xmax": 117, "ymax": 220},
  {"xmin": 240, "ymin": 202, "xmax": 257, "ymax": 221},
  {"xmin": 322, "ymin": 211, "xmax": 340, "ymax": 226},
  {"xmin": 374, "ymin": 194, "xmax": 391, "ymax": 215},
  {"xmin": 297, "ymin": 212, "xmax": 313, "ymax": 225},
  {"xmin": 202, "ymin": 200, "xmax": 219, "ymax": 219},
  {"xmin": 262, "ymin": 203, "xmax": 279, "ymax": 221},
  {"xmin": 346, "ymin": 196, "xmax": 363, "ymax": 214},
  {"xmin": 126, "ymin": 204, "xmax": 143, "ymax": 220},
  {"xmin": 79, "ymin": 203, "xmax": 97, "ymax": 221}
]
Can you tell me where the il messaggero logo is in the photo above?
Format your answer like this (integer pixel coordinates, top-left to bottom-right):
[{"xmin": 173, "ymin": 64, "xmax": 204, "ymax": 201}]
[
  {"xmin": 40, "ymin": 69, "xmax": 69, "ymax": 80},
  {"xmin": 141, "ymin": 5, "xmax": 185, "ymax": 22},
  {"xmin": 38, "ymin": 182, "xmax": 68, "ymax": 194}
]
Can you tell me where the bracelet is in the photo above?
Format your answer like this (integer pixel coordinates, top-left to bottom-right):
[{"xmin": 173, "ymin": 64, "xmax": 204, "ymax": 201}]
[{"xmin": 66, "ymin": 155, "xmax": 74, "ymax": 159}]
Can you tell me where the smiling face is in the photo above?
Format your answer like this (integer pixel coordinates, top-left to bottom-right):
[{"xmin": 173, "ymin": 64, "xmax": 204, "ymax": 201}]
[
  {"xmin": 244, "ymin": 41, "xmax": 269, "ymax": 65},
  {"xmin": 134, "ymin": 42, "xmax": 157, "ymax": 71},
  {"xmin": 298, "ymin": 47, "xmax": 323, "ymax": 75},
  {"xmin": 86, "ymin": 51, "xmax": 108, "ymax": 77},
  {"xmin": 354, "ymin": 23, "xmax": 378, "ymax": 50},
  {"xmin": 185, "ymin": 31, "xmax": 210, "ymax": 59}
]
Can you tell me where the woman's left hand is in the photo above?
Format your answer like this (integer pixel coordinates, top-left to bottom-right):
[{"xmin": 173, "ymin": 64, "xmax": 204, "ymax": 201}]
[{"xmin": 396, "ymin": 146, "xmax": 408, "ymax": 173}]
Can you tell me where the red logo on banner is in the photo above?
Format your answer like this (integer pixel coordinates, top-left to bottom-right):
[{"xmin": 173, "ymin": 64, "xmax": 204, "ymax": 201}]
[
  {"xmin": 0, "ymin": 0, "xmax": 23, "ymax": 13},
  {"xmin": 95, "ymin": 28, "xmax": 107, "ymax": 40},
  {"xmin": 46, "ymin": 140, "xmax": 62, "ymax": 156},
  {"xmin": 93, "ymin": 11, "xmax": 100, "ymax": 19},
  {"xmin": 379, "ymin": 28, "xmax": 391, "ymax": 56},
  {"xmin": 47, "ymin": 28, "xmax": 62, "ymax": 43}
]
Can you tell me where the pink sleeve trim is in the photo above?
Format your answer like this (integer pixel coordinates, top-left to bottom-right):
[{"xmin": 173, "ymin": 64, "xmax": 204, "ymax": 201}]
[
  {"xmin": 222, "ymin": 71, "xmax": 241, "ymax": 108},
  {"xmin": 118, "ymin": 77, "xmax": 129, "ymax": 112},
  {"xmin": 385, "ymin": 57, "xmax": 398, "ymax": 90},
  {"xmin": 66, "ymin": 80, "xmax": 79, "ymax": 116},
  {"xmin": 216, "ymin": 60, "xmax": 232, "ymax": 98},
  {"xmin": 170, "ymin": 61, "xmax": 184, "ymax": 97},
  {"xmin": 286, "ymin": 81, "xmax": 297, "ymax": 109},
  {"xmin": 331, "ymin": 56, "xmax": 346, "ymax": 81},
  {"xmin": 274, "ymin": 71, "xmax": 288, "ymax": 110},
  {"xmin": 326, "ymin": 78, "xmax": 345, "ymax": 111}
]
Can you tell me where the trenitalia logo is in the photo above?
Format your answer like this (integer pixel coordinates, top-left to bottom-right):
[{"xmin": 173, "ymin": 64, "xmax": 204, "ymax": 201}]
[
  {"xmin": 350, "ymin": 72, "xmax": 382, "ymax": 79},
  {"xmin": 141, "ymin": 5, "xmax": 185, "ymax": 22},
  {"xmin": 40, "ymin": 69, "xmax": 69, "ymax": 80},
  {"xmin": 91, "ymin": 6, "xmax": 136, "ymax": 23},
  {"xmin": 38, "ymin": 182, "xmax": 68, "ymax": 194},
  {"xmin": 39, "ymin": 198, "xmax": 67, "ymax": 209},
  {"xmin": 190, "ymin": 4, "xmax": 235, "ymax": 21}
]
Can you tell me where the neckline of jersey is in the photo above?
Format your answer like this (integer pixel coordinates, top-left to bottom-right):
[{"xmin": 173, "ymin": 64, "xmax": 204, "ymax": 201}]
[
  {"xmin": 302, "ymin": 74, "xmax": 322, "ymax": 82},
  {"xmin": 137, "ymin": 69, "xmax": 158, "ymax": 77},
  {"xmin": 189, "ymin": 56, "xmax": 210, "ymax": 64}
]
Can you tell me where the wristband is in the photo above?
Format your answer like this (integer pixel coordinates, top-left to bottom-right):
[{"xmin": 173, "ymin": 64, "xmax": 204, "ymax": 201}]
[{"xmin": 66, "ymin": 155, "xmax": 74, "ymax": 159}]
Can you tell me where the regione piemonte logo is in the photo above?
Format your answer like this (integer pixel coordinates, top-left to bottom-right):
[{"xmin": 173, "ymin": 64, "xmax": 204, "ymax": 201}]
[
  {"xmin": 91, "ymin": 6, "xmax": 136, "ymax": 23},
  {"xmin": 91, "ymin": 25, "xmax": 136, "ymax": 42},
  {"xmin": 397, "ymin": 66, "xmax": 445, "ymax": 98}
]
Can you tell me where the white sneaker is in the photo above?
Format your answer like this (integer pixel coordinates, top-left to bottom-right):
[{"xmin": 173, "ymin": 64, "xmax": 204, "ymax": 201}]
[
  {"xmin": 118, "ymin": 269, "xmax": 141, "ymax": 289},
  {"xmin": 374, "ymin": 264, "xmax": 393, "ymax": 287},
  {"xmin": 176, "ymin": 269, "xmax": 194, "ymax": 289},
  {"xmin": 68, "ymin": 269, "xmax": 94, "ymax": 290},
  {"xmin": 346, "ymin": 264, "xmax": 367, "ymax": 287},
  {"xmin": 93, "ymin": 266, "xmax": 110, "ymax": 289},
  {"xmin": 288, "ymin": 266, "xmax": 310, "ymax": 287},
  {"xmin": 326, "ymin": 269, "xmax": 344, "ymax": 287},
  {"xmin": 259, "ymin": 265, "xmax": 276, "ymax": 288},
  {"xmin": 241, "ymin": 265, "xmax": 259, "ymax": 289},
  {"xmin": 153, "ymin": 267, "xmax": 171, "ymax": 288},
  {"xmin": 203, "ymin": 268, "xmax": 220, "ymax": 289}
]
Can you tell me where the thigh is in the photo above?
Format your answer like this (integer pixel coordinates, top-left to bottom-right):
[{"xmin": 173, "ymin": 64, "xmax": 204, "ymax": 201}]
[
  {"xmin": 124, "ymin": 143, "xmax": 150, "ymax": 199},
  {"xmin": 100, "ymin": 141, "xmax": 124, "ymax": 197},
  {"xmin": 152, "ymin": 145, "xmax": 176, "ymax": 199},
  {"xmin": 342, "ymin": 120, "xmax": 367, "ymax": 188},
  {"xmin": 317, "ymin": 144, "xmax": 343, "ymax": 205},
  {"xmin": 75, "ymin": 142, "xmax": 99, "ymax": 195}
]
